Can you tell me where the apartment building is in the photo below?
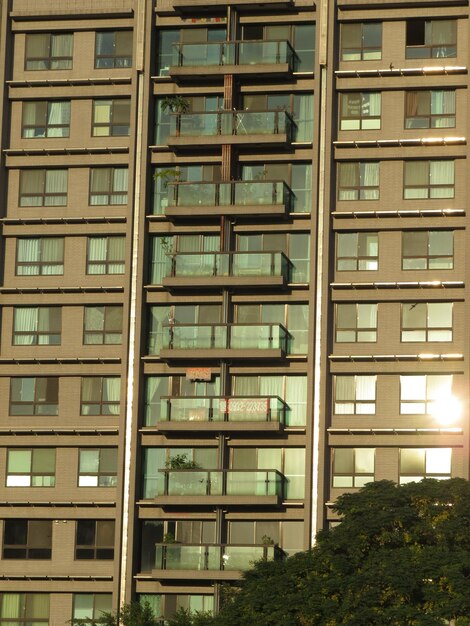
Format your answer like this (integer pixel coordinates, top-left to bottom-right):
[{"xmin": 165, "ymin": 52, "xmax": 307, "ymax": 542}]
[{"xmin": 0, "ymin": 0, "xmax": 468, "ymax": 623}]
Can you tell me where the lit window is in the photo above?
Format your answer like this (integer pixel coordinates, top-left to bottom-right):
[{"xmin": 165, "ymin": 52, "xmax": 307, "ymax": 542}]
[
  {"xmin": 72, "ymin": 594, "xmax": 112, "ymax": 625},
  {"xmin": 83, "ymin": 306, "xmax": 123, "ymax": 345},
  {"xmin": 92, "ymin": 99, "xmax": 130, "ymax": 137},
  {"xmin": 6, "ymin": 448, "xmax": 56, "ymax": 487},
  {"xmin": 78, "ymin": 448, "xmax": 117, "ymax": 487},
  {"xmin": 334, "ymin": 375, "xmax": 376, "ymax": 414},
  {"xmin": 10, "ymin": 377, "xmax": 59, "ymax": 416},
  {"xmin": 86, "ymin": 236, "xmax": 125, "ymax": 275},
  {"xmin": 405, "ymin": 91, "xmax": 455, "ymax": 129},
  {"xmin": 399, "ymin": 448, "xmax": 452, "ymax": 483},
  {"xmin": 13, "ymin": 307, "xmax": 61, "ymax": 345},
  {"xmin": 22, "ymin": 101, "xmax": 70, "ymax": 138},
  {"xmin": 3, "ymin": 520, "xmax": 52, "ymax": 559},
  {"xmin": 400, "ymin": 374, "xmax": 453, "ymax": 414},
  {"xmin": 402, "ymin": 231, "xmax": 453, "ymax": 270},
  {"xmin": 89, "ymin": 168, "xmax": 128, "ymax": 205},
  {"xmin": 16, "ymin": 238, "xmax": 64, "ymax": 276},
  {"xmin": 336, "ymin": 232, "xmax": 378, "ymax": 271},
  {"xmin": 80, "ymin": 377, "xmax": 120, "ymax": 416},
  {"xmin": 335, "ymin": 303, "xmax": 377, "ymax": 342},
  {"xmin": 405, "ymin": 20, "xmax": 456, "ymax": 59},
  {"xmin": 0, "ymin": 594, "xmax": 49, "ymax": 624},
  {"xmin": 19, "ymin": 169, "xmax": 68, "ymax": 206},
  {"xmin": 95, "ymin": 31, "xmax": 132, "ymax": 68},
  {"xmin": 338, "ymin": 162, "xmax": 379, "ymax": 200},
  {"xmin": 332, "ymin": 448, "xmax": 375, "ymax": 487},
  {"xmin": 340, "ymin": 92, "xmax": 381, "ymax": 130},
  {"xmin": 401, "ymin": 302, "xmax": 453, "ymax": 342},
  {"xmin": 75, "ymin": 520, "xmax": 115, "ymax": 559},
  {"xmin": 25, "ymin": 33, "xmax": 73, "ymax": 70},
  {"xmin": 404, "ymin": 161, "xmax": 454, "ymax": 199},
  {"xmin": 340, "ymin": 23, "xmax": 382, "ymax": 61}
]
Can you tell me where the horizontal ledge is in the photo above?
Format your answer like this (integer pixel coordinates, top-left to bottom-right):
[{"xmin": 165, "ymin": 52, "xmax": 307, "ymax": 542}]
[
  {"xmin": 0, "ymin": 216, "xmax": 126, "ymax": 225},
  {"xmin": 0, "ymin": 574, "xmax": 113, "ymax": 580},
  {"xmin": 0, "ymin": 287, "xmax": 124, "ymax": 293},
  {"xmin": 332, "ymin": 209, "xmax": 465, "ymax": 218},
  {"xmin": 329, "ymin": 353, "xmax": 464, "ymax": 362},
  {"xmin": 328, "ymin": 428, "xmax": 463, "ymax": 435},
  {"xmin": 4, "ymin": 147, "xmax": 129, "ymax": 156},
  {"xmin": 0, "ymin": 429, "xmax": 119, "ymax": 435},
  {"xmin": 330, "ymin": 281, "xmax": 464, "ymax": 289},
  {"xmin": 335, "ymin": 66, "xmax": 467, "ymax": 78},
  {"xmin": 0, "ymin": 501, "xmax": 116, "ymax": 506},
  {"xmin": 7, "ymin": 78, "xmax": 131, "ymax": 86},
  {"xmin": 334, "ymin": 137, "xmax": 466, "ymax": 148},
  {"xmin": 0, "ymin": 357, "xmax": 121, "ymax": 364}
]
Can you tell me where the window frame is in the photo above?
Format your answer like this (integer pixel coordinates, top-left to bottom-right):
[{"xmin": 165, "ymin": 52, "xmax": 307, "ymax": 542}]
[
  {"xmin": 403, "ymin": 160, "xmax": 455, "ymax": 200},
  {"xmin": 80, "ymin": 377, "xmax": 121, "ymax": 416},
  {"xmin": 19, "ymin": 169, "xmax": 68, "ymax": 207},
  {"xmin": 0, "ymin": 593, "xmax": 49, "ymax": 623},
  {"xmin": 401, "ymin": 302, "xmax": 453, "ymax": 342},
  {"xmin": 92, "ymin": 99, "xmax": 131, "ymax": 137},
  {"xmin": 15, "ymin": 238, "xmax": 65, "ymax": 276},
  {"xmin": 13, "ymin": 306, "xmax": 61, "ymax": 345},
  {"xmin": 399, "ymin": 374, "xmax": 453, "ymax": 414},
  {"xmin": 95, "ymin": 31, "xmax": 132, "ymax": 69},
  {"xmin": 338, "ymin": 161, "xmax": 380, "ymax": 201},
  {"xmin": 399, "ymin": 447, "xmax": 452, "ymax": 483},
  {"xmin": 75, "ymin": 519, "xmax": 115, "ymax": 560},
  {"xmin": 9, "ymin": 377, "xmax": 59, "ymax": 416},
  {"xmin": 340, "ymin": 22, "xmax": 382, "ymax": 61},
  {"xmin": 22, "ymin": 100, "xmax": 70, "ymax": 138},
  {"xmin": 3, "ymin": 519, "xmax": 52, "ymax": 559},
  {"xmin": 6, "ymin": 448, "xmax": 56, "ymax": 487},
  {"xmin": 404, "ymin": 90, "xmax": 456, "ymax": 129},
  {"xmin": 339, "ymin": 92, "xmax": 381, "ymax": 130},
  {"xmin": 335, "ymin": 303, "xmax": 378, "ymax": 343},
  {"xmin": 25, "ymin": 32, "xmax": 73, "ymax": 70},
  {"xmin": 78, "ymin": 448, "xmax": 118, "ymax": 487},
  {"xmin": 83, "ymin": 305, "xmax": 123, "ymax": 345},
  {"xmin": 72, "ymin": 594, "xmax": 113, "ymax": 624},
  {"xmin": 89, "ymin": 167, "xmax": 128, "ymax": 206},
  {"xmin": 402, "ymin": 230, "xmax": 454, "ymax": 270},
  {"xmin": 332, "ymin": 448, "xmax": 375, "ymax": 488},
  {"xmin": 336, "ymin": 232, "xmax": 379, "ymax": 271},
  {"xmin": 86, "ymin": 236, "xmax": 125, "ymax": 275},
  {"xmin": 334, "ymin": 375, "xmax": 377, "ymax": 415},
  {"xmin": 405, "ymin": 19, "xmax": 457, "ymax": 59}
]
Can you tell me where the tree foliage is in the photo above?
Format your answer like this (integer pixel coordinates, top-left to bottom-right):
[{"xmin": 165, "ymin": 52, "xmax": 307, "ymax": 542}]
[
  {"xmin": 71, "ymin": 602, "xmax": 160, "ymax": 626},
  {"xmin": 209, "ymin": 479, "xmax": 470, "ymax": 626}
]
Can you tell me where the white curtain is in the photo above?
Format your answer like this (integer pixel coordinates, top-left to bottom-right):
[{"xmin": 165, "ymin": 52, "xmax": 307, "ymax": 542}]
[
  {"xmin": 45, "ymin": 169, "xmax": 67, "ymax": 205},
  {"xmin": 111, "ymin": 168, "xmax": 128, "ymax": 204},
  {"xmin": 14, "ymin": 308, "xmax": 37, "ymax": 344},
  {"xmin": 88, "ymin": 237, "xmax": 107, "ymax": 273}
]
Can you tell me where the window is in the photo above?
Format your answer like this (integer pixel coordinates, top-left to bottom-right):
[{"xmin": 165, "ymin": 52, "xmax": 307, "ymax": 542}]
[
  {"xmin": 400, "ymin": 374, "xmax": 453, "ymax": 414},
  {"xmin": 80, "ymin": 377, "xmax": 120, "ymax": 416},
  {"xmin": 72, "ymin": 593, "xmax": 113, "ymax": 626},
  {"xmin": 401, "ymin": 302, "xmax": 453, "ymax": 342},
  {"xmin": 405, "ymin": 91, "xmax": 456, "ymax": 129},
  {"xmin": 340, "ymin": 92, "xmax": 381, "ymax": 130},
  {"xmin": 16, "ymin": 238, "xmax": 64, "ymax": 276},
  {"xmin": 78, "ymin": 448, "xmax": 117, "ymax": 486},
  {"xmin": 340, "ymin": 23, "xmax": 382, "ymax": 61},
  {"xmin": 335, "ymin": 303, "xmax": 377, "ymax": 342},
  {"xmin": 406, "ymin": 20, "xmax": 456, "ymax": 59},
  {"xmin": 95, "ymin": 31, "xmax": 132, "ymax": 68},
  {"xmin": 336, "ymin": 232, "xmax": 378, "ymax": 271},
  {"xmin": 334, "ymin": 375, "xmax": 376, "ymax": 414},
  {"xmin": 72, "ymin": 594, "xmax": 112, "ymax": 624},
  {"xmin": 0, "ymin": 594, "xmax": 49, "ymax": 624},
  {"xmin": 89, "ymin": 168, "xmax": 128, "ymax": 205},
  {"xmin": 10, "ymin": 377, "xmax": 59, "ymax": 416},
  {"xmin": 22, "ymin": 101, "xmax": 70, "ymax": 138},
  {"xmin": 404, "ymin": 161, "xmax": 454, "ymax": 199},
  {"xmin": 400, "ymin": 448, "xmax": 452, "ymax": 483},
  {"xmin": 6, "ymin": 448, "xmax": 56, "ymax": 487},
  {"xmin": 25, "ymin": 32, "xmax": 73, "ymax": 70},
  {"xmin": 3, "ymin": 520, "xmax": 52, "ymax": 559},
  {"xmin": 338, "ymin": 162, "xmax": 379, "ymax": 200},
  {"xmin": 19, "ymin": 169, "xmax": 68, "ymax": 206},
  {"xmin": 86, "ymin": 236, "xmax": 125, "ymax": 275},
  {"xmin": 402, "ymin": 231, "xmax": 453, "ymax": 270},
  {"xmin": 83, "ymin": 306, "xmax": 123, "ymax": 345},
  {"xmin": 75, "ymin": 520, "xmax": 114, "ymax": 559},
  {"xmin": 92, "ymin": 99, "xmax": 130, "ymax": 136},
  {"xmin": 13, "ymin": 307, "xmax": 61, "ymax": 345},
  {"xmin": 332, "ymin": 448, "xmax": 375, "ymax": 487}
]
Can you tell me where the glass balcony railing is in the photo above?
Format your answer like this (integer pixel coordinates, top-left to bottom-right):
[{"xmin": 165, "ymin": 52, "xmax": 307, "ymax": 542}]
[
  {"xmin": 167, "ymin": 180, "xmax": 292, "ymax": 211},
  {"xmin": 155, "ymin": 543, "xmax": 278, "ymax": 572},
  {"xmin": 153, "ymin": 323, "xmax": 289, "ymax": 353},
  {"xmin": 157, "ymin": 469, "xmax": 285, "ymax": 498},
  {"xmin": 164, "ymin": 251, "xmax": 291, "ymax": 281},
  {"xmin": 169, "ymin": 110, "xmax": 295, "ymax": 139},
  {"xmin": 171, "ymin": 40, "xmax": 296, "ymax": 69},
  {"xmin": 158, "ymin": 395, "xmax": 288, "ymax": 424}
]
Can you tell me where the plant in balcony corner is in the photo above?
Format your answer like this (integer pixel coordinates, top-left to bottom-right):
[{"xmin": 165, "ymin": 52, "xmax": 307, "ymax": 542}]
[
  {"xmin": 161, "ymin": 95, "xmax": 191, "ymax": 114},
  {"xmin": 165, "ymin": 453, "xmax": 201, "ymax": 470}
]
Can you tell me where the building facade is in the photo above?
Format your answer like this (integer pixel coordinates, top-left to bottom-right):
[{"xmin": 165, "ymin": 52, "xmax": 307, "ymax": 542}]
[{"xmin": 0, "ymin": 0, "xmax": 468, "ymax": 622}]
